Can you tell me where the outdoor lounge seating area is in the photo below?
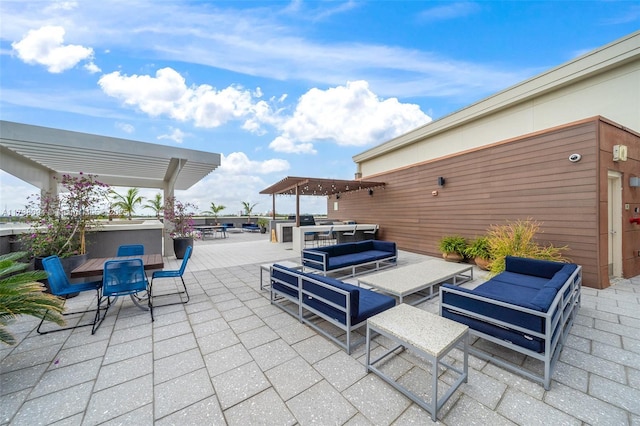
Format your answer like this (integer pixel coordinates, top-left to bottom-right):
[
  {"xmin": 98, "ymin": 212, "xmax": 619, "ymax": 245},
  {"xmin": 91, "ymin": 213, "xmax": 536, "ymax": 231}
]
[{"xmin": 1, "ymin": 232, "xmax": 639, "ymax": 425}]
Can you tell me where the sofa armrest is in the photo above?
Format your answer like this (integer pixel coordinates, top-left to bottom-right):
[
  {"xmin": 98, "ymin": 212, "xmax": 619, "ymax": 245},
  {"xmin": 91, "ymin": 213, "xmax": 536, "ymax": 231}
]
[{"xmin": 302, "ymin": 249, "xmax": 328, "ymax": 271}]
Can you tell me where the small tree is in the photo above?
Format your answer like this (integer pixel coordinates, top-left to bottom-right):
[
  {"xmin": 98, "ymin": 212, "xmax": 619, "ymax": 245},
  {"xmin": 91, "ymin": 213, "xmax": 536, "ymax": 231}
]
[
  {"xmin": 110, "ymin": 188, "xmax": 144, "ymax": 220},
  {"xmin": 143, "ymin": 193, "xmax": 163, "ymax": 219},
  {"xmin": 205, "ymin": 202, "xmax": 226, "ymax": 221},
  {"xmin": 241, "ymin": 201, "xmax": 258, "ymax": 222}
]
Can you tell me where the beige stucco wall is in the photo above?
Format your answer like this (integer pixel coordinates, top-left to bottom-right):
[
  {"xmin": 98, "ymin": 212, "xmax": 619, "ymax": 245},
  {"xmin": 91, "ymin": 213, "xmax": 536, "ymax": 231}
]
[{"xmin": 356, "ymin": 31, "xmax": 640, "ymax": 178}]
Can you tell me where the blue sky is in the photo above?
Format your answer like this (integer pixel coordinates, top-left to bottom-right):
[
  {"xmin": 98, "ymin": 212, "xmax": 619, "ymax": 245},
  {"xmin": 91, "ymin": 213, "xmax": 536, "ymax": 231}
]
[{"xmin": 1, "ymin": 1, "xmax": 639, "ymax": 217}]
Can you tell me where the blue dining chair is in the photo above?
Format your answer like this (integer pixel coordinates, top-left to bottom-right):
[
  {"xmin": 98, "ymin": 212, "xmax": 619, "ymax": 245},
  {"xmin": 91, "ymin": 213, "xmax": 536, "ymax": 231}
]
[
  {"xmin": 96, "ymin": 258, "xmax": 152, "ymax": 330},
  {"xmin": 37, "ymin": 255, "xmax": 103, "ymax": 335},
  {"xmin": 116, "ymin": 244, "xmax": 144, "ymax": 256},
  {"xmin": 150, "ymin": 245, "xmax": 192, "ymax": 306}
]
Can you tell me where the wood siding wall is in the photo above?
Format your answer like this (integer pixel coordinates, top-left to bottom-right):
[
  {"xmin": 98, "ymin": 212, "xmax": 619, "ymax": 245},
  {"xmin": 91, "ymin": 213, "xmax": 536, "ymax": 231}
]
[{"xmin": 330, "ymin": 120, "xmax": 605, "ymax": 287}]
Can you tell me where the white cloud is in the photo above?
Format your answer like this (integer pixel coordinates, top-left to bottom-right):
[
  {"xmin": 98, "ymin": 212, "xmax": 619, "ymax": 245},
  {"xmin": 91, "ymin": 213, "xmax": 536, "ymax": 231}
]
[
  {"xmin": 84, "ymin": 61, "xmax": 101, "ymax": 74},
  {"xmin": 158, "ymin": 127, "xmax": 189, "ymax": 144},
  {"xmin": 220, "ymin": 152, "xmax": 289, "ymax": 174},
  {"xmin": 270, "ymin": 81, "xmax": 430, "ymax": 153},
  {"xmin": 98, "ymin": 67, "xmax": 260, "ymax": 128},
  {"xmin": 11, "ymin": 26, "xmax": 94, "ymax": 73},
  {"xmin": 98, "ymin": 67, "xmax": 430, "ymax": 155},
  {"xmin": 115, "ymin": 122, "xmax": 135, "ymax": 134}
]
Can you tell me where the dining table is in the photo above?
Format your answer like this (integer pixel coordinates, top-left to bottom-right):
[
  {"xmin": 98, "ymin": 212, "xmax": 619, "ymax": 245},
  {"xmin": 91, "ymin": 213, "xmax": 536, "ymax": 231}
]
[{"xmin": 70, "ymin": 253, "xmax": 164, "ymax": 278}]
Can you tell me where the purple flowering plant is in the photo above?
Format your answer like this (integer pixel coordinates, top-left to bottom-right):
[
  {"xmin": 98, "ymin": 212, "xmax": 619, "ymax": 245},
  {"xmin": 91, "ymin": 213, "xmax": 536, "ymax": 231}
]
[
  {"xmin": 163, "ymin": 196, "xmax": 198, "ymax": 238},
  {"xmin": 21, "ymin": 173, "xmax": 110, "ymax": 258}
]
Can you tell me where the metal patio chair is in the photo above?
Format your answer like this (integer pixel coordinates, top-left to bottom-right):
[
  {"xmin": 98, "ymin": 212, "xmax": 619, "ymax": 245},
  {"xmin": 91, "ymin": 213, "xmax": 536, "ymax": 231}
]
[
  {"xmin": 37, "ymin": 255, "xmax": 103, "ymax": 335},
  {"xmin": 116, "ymin": 244, "xmax": 144, "ymax": 256},
  {"xmin": 150, "ymin": 245, "xmax": 192, "ymax": 306},
  {"xmin": 96, "ymin": 258, "xmax": 152, "ymax": 331}
]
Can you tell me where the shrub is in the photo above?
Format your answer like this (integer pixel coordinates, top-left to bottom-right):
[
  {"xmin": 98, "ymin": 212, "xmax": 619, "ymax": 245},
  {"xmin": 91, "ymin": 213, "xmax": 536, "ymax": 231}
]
[
  {"xmin": 465, "ymin": 236, "xmax": 492, "ymax": 260},
  {"xmin": 438, "ymin": 235, "xmax": 467, "ymax": 255},
  {"xmin": 486, "ymin": 218, "xmax": 568, "ymax": 276}
]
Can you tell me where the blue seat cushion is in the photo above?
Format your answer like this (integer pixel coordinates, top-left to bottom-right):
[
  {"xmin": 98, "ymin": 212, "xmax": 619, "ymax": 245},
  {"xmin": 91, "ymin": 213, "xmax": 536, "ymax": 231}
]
[
  {"xmin": 441, "ymin": 283, "xmax": 545, "ymax": 332},
  {"xmin": 355, "ymin": 289, "xmax": 395, "ymax": 324},
  {"xmin": 302, "ymin": 275, "xmax": 359, "ymax": 324},
  {"xmin": 490, "ymin": 271, "xmax": 548, "ymax": 290}
]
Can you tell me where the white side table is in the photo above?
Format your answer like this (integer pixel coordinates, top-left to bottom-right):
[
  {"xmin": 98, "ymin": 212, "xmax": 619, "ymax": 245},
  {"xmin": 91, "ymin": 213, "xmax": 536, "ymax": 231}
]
[
  {"xmin": 259, "ymin": 261, "xmax": 301, "ymax": 291},
  {"xmin": 366, "ymin": 304, "xmax": 469, "ymax": 422}
]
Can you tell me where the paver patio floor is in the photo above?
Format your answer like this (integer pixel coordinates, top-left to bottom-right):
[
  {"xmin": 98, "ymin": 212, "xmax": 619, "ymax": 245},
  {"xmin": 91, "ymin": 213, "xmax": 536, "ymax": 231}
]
[{"xmin": 1, "ymin": 232, "xmax": 639, "ymax": 425}]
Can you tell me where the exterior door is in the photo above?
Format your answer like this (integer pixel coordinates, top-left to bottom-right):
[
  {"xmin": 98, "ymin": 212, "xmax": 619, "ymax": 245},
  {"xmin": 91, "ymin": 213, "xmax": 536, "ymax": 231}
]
[{"xmin": 607, "ymin": 171, "xmax": 622, "ymax": 277}]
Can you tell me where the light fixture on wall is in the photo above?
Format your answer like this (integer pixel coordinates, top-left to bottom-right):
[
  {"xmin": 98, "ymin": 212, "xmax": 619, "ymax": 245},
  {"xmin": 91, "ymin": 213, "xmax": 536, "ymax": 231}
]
[
  {"xmin": 336, "ymin": 193, "xmax": 341, "ymax": 199},
  {"xmin": 438, "ymin": 177, "xmax": 446, "ymax": 187},
  {"xmin": 368, "ymin": 189, "xmax": 374, "ymax": 196},
  {"xmin": 631, "ymin": 177, "xmax": 640, "ymax": 187}
]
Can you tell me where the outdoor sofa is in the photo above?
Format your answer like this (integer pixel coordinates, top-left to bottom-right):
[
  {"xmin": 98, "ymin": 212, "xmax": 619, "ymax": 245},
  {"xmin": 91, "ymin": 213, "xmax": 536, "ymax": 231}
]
[
  {"xmin": 301, "ymin": 240, "xmax": 397, "ymax": 278},
  {"xmin": 241, "ymin": 223, "xmax": 260, "ymax": 232},
  {"xmin": 270, "ymin": 263, "xmax": 395, "ymax": 353},
  {"xmin": 439, "ymin": 256, "xmax": 582, "ymax": 389}
]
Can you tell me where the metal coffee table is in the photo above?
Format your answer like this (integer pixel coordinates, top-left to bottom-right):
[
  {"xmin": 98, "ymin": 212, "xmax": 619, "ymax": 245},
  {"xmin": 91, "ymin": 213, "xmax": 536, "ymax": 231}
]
[
  {"xmin": 357, "ymin": 259, "xmax": 473, "ymax": 305},
  {"xmin": 366, "ymin": 304, "xmax": 469, "ymax": 421}
]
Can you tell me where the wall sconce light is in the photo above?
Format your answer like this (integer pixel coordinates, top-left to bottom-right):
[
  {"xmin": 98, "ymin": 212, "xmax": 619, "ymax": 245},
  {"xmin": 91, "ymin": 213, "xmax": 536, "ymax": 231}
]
[
  {"xmin": 368, "ymin": 189, "xmax": 374, "ymax": 196},
  {"xmin": 336, "ymin": 193, "xmax": 341, "ymax": 199},
  {"xmin": 631, "ymin": 177, "xmax": 640, "ymax": 187},
  {"xmin": 438, "ymin": 177, "xmax": 446, "ymax": 187}
]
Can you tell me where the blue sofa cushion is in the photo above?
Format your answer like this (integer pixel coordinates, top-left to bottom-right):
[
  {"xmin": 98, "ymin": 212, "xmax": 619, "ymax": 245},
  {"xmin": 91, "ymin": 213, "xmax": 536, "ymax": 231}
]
[
  {"xmin": 544, "ymin": 264, "xmax": 577, "ymax": 291},
  {"xmin": 442, "ymin": 308, "xmax": 543, "ymax": 352},
  {"xmin": 441, "ymin": 283, "xmax": 545, "ymax": 332},
  {"xmin": 355, "ymin": 289, "xmax": 395, "ymax": 325},
  {"xmin": 302, "ymin": 274, "xmax": 359, "ymax": 324},
  {"xmin": 530, "ymin": 287, "xmax": 559, "ymax": 311},
  {"xmin": 505, "ymin": 256, "xmax": 566, "ymax": 279},
  {"xmin": 490, "ymin": 271, "xmax": 548, "ymax": 290}
]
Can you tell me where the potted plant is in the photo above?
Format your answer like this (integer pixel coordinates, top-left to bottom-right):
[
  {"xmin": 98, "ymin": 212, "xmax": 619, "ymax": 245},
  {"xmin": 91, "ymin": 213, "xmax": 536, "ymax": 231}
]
[
  {"xmin": 465, "ymin": 236, "xmax": 492, "ymax": 270},
  {"xmin": 257, "ymin": 217, "xmax": 269, "ymax": 234},
  {"xmin": 0, "ymin": 252, "xmax": 66, "ymax": 346},
  {"xmin": 164, "ymin": 196, "xmax": 197, "ymax": 259},
  {"xmin": 21, "ymin": 173, "xmax": 109, "ymax": 289},
  {"xmin": 438, "ymin": 235, "xmax": 467, "ymax": 262}
]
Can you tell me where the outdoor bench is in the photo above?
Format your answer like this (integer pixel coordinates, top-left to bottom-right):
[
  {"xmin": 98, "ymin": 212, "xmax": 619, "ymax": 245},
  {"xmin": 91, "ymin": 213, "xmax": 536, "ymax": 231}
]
[
  {"xmin": 439, "ymin": 256, "xmax": 582, "ymax": 389},
  {"xmin": 301, "ymin": 240, "xmax": 397, "ymax": 278},
  {"xmin": 270, "ymin": 264, "xmax": 395, "ymax": 354}
]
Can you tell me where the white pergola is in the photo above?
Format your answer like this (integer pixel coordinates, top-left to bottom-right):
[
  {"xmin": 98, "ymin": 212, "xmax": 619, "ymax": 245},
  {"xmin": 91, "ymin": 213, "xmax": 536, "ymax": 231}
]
[{"xmin": 0, "ymin": 120, "xmax": 221, "ymax": 199}]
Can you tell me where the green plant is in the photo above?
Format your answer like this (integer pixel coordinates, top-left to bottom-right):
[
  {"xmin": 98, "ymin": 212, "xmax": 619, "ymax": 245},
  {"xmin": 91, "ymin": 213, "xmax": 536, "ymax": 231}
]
[
  {"xmin": 257, "ymin": 217, "xmax": 269, "ymax": 228},
  {"xmin": 0, "ymin": 252, "xmax": 65, "ymax": 345},
  {"xmin": 143, "ymin": 193, "xmax": 163, "ymax": 219},
  {"xmin": 164, "ymin": 196, "xmax": 197, "ymax": 238},
  {"xmin": 205, "ymin": 202, "xmax": 226, "ymax": 220},
  {"xmin": 110, "ymin": 188, "xmax": 144, "ymax": 220},
  {"xmin": 465, "ymin": 236, "xmax": 492, "ymax": 260},
  {"xmin": 438, "ymin": 235, "xmax": 467, "ymax": 255},
  {"xmin": 241, "ymin": 201, "xmax": 258, "ymax": 222},
  {"xmin": 486, "ymin": 218, "xmax": 569, "ymax": 276},
  {"xmin": 21, "ymin": 173, "xmax": 109, "ymax": 258}
]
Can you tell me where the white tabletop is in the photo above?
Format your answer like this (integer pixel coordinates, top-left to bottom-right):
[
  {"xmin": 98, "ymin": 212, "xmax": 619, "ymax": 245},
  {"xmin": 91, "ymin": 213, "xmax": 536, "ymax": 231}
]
[
  {"xmin": 358, "ymin": 259, "xmax": 472, "ymax": 296},
  {"xmin": 368, "ymin": 304, "xmax": 468, "ymax": 358}
]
